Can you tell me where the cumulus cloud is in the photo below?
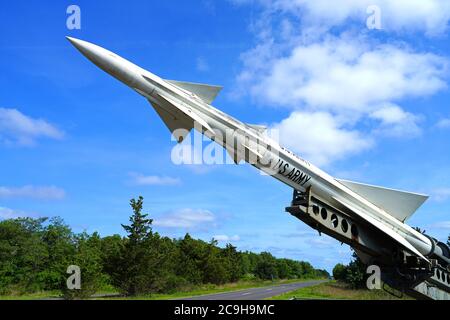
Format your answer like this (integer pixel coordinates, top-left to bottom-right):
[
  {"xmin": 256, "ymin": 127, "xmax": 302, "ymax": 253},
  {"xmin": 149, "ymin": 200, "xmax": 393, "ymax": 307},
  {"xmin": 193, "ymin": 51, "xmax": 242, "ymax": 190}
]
[
  {"xmin": 370, "ymin": 104, "xmax": 422, "ymax": 138},
  {"xmin": 233, "ymin": 0, "xmax": 450, "ymax": 35},
  {"xmin": 154, "ymin": 209, "xmax": 216, "ymax": 230},
  {"xmin": 0, "ymin": 185, "xmax": 66, "ymax": 200},
  {"xmin": 242, "ymin": 36, "xmax": 447, "ymax": 113},
  {"xmin": 273, "ymin": 111, "xmax": 373, "ymax": 166},
  {"xmin": 128, "ymin": 173, "xmax": 181, "ymax": 186},
  {"xmin": 232, "ymin": 1, "xmax": 449, "ymax": 165},
  {"xmin": 213, "ymin": 234, "xmax": 241, "ymax": 242},
  {"xmin": 0, "ymin": 108, "xmax": 64, "ymax": 146}
]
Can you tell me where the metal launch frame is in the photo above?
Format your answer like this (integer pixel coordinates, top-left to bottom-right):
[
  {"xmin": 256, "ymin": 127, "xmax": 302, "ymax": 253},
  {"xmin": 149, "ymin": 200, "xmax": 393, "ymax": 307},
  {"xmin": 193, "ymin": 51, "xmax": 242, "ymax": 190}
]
[{"xmin": 286, "ymin": 188, "xmax": 450, "ymax": 300}]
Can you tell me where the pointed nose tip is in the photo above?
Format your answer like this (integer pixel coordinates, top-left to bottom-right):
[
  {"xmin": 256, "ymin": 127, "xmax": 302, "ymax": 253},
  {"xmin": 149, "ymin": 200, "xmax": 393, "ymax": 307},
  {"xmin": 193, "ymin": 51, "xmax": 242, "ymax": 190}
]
[
  {"xmin": 66, "ymin": 36, "xmax": 83, "ymax": 49},
  {"xmin": 66, "ymin": 36, "xmax": 97, "ymax": 61}
]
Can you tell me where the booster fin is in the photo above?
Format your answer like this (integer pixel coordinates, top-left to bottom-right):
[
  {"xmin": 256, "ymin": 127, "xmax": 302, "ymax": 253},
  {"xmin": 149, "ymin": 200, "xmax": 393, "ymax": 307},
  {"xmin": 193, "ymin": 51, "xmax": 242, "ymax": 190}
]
[
  {"xmin": 166, "ymin": 80, "xmax": 223, "ymax": 104},
  {"xmin": 148, "ymin": 93, "xmax": 213, "ymax": 143},
  {"xmin": 337, "ymin": 179, "xmax": 429, "ymax": 222}
]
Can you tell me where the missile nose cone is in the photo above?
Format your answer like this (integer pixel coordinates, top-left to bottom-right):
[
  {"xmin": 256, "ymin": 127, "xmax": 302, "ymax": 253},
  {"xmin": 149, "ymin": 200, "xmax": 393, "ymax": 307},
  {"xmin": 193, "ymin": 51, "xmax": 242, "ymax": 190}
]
[
  {"xmin": 66, "ymin": 36, "xmax": 85, "ymax": 51},
  {"xmin": 66, "ymin": 37, "xmax": 100, "ymax": 65}
]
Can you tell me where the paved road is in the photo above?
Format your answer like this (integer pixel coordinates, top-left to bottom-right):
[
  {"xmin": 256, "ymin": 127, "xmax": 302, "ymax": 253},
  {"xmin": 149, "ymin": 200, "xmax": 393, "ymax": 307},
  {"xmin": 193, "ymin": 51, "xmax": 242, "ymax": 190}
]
[{"xmin": 180, "ymin": 280, "xmax": 327, "ymax": 300}]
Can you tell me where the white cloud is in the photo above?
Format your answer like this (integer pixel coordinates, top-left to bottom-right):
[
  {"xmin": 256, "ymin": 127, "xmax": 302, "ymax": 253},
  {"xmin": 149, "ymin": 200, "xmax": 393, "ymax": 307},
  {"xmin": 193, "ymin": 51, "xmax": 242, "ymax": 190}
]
[
  {"xmin": 436, "ymin": 118, "xmax": 450, "ymax": 129},
  {"xmin": 0, "ymin": 108, "xmax": 64, "ymax": 146},
  {"xmin": 213, "ymin": 234, "xmax": 241, "ymax": 242},
  {"xmin": 232, "ymin": 1, "xmax": 449, "ymax": 165},
  {"xmin": 0, "ymin": 185, "xmax": 66, "ymax": 200},
  {"xmin": 242, "ymin": 36, "xmax": 447, "ymax": 114},
  {"xmin": 129, "ymin": 173, "xmax": 181, "ymax": 186},
  {"xmin": 0, "ymin": 207, "xmax": 34, "ymax": 219},
  {"xmin": 370, "ymin": 103, "xmax": 422, "ymax": 138},
  {"xmin": 154, "ymin": 208, "xmax": 216, "ymax": 230},
  {"xmin": 234, "ymin": 0, "xmax": 450, "ymax": 35},
  {"xmin": 273, "ymin": 111, "xmax": 373, "ymax": 166}
]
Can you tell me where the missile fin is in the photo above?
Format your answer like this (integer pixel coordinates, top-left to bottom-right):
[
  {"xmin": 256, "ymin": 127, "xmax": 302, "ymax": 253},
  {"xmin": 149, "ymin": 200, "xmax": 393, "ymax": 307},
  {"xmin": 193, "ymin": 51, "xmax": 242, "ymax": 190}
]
[
  {"xmin": 149, "ymin": 100, "xmax": 192, "ymax": 143},
  {"xmin": 154, "ymin": 93, "xmax": 214, "ymax": 133},
  {"xmin": 337, "ymin": 179, "xmax": 429, "ymax": 222},
  {"xmin": 166, "ymin": 80, "xmax": 223, "ymax": 104},
  {"xmin": 333, "ymin": 196, "xmax": 429, "ymax": 262}
]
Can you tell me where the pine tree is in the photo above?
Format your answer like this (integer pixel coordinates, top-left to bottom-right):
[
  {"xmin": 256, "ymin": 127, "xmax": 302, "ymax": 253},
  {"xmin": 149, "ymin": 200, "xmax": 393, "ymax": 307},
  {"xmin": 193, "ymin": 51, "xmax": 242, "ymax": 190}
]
[
  {"xmin": 113, "ymin": 196, "xmax": 158, "ymax": 296},
  {"xmin": 121, "ymin": 196, "xmax": 153, "ymax": 244}
]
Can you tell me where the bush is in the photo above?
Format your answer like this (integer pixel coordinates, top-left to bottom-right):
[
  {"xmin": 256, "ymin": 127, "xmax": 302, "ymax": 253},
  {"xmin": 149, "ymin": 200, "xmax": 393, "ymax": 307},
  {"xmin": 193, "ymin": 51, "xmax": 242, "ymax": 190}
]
[
  {"xmin": 255, "ymin": 252, "xmax": 278, "ymax": 280},
  {"xmin": 332, "ymin": 252, "xmax": 367, "ymax": 289},
  {"xmin": 62, "ymin": 233, "xmax": 106, "ymax": 300},
  {"xmin": 332, "ymin": 263, "xmax": 347, "ymax": 281}
]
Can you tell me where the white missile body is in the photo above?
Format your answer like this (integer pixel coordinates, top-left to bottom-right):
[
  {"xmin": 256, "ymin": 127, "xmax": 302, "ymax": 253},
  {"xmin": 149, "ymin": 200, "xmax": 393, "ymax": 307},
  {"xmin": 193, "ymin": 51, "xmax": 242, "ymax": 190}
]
[{"xmin": 67, "ymin": 37, "xmax": 443, "ymax": 264}]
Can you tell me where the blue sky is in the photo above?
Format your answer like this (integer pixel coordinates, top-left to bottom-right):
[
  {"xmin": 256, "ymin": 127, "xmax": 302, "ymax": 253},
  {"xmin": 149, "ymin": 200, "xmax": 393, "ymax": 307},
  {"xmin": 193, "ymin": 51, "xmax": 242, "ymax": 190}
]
[{"xmin": 1, "ymin": 0, "xmax": 450, "ymax": 271}]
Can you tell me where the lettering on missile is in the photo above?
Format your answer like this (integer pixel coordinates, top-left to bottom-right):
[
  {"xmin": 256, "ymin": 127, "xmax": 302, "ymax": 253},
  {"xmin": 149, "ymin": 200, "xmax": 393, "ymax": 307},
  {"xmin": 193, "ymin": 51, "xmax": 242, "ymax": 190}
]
[{"xmin": 271, "ymin": 159, "xmax": 312, "ymax": 186}]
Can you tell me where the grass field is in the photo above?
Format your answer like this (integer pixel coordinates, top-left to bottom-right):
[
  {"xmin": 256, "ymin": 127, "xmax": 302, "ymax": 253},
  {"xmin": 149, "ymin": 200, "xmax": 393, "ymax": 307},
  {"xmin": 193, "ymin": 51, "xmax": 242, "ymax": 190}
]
[
  {"xmin": 1, "ymin": 280, "xmax": 412, "ymax": 300},
  {"xmin": 269, "ymin": 281, "xmax": 411, "ymax": 300},
  {"xmin": 0, "ymin": 279, "xmax": 320, "ymax": 300},
  {"xmin": 0, "ymin": 291, "xmax": 62, "ymax": 300},
  {"xmin": 101, "ymin": 278, "xmax": 322, "ymax": 300}
]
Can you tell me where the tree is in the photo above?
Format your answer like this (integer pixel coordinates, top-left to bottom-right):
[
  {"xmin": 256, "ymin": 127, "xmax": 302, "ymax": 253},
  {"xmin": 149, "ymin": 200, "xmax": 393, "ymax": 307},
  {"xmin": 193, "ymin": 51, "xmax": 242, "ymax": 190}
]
[
  {"xmin": 344, "ymin": 252, "xmax": 366, "ymax": 289},
  {"xmin": 63, "ymin": 232, "xmax": 105, "ymax": 299},
  {"xmin": 0, "ymin": 218, "xmax": 48, "ymax": 294},
  {"xmin": 175, "ymin": 234, "xmax": 205, "ymax": 285},
  {"xmin": 121, "ymin": 196, "xmax": 153, "ymax": 244},
  {"xmin": 332, "ymin": 263, "xmax": 347, "ymax": 281},
  {"xmin": 41, "ymin": 217, "xmax": 75, "ymax": 291},
  {"xmin": 221, "ymin": 244, "xmax": 243, "ymax": 282},
  {"xmin": 111, "ymin": 196, "xmax": 160, "ymax": 296},
  {"xmin": 255, "ymin": 252, "xmax": 278, "ymax": 280},
  {"xmin": 276, "ymin": 259, "xmax": 292, "ymax": 279},
  {"xmin": 202, "ymin": 240, "xmax": 229, "ymax": 285},
  {"xmin": 100, "ymin": 234, "xmax": 125, "ymax": 283}
]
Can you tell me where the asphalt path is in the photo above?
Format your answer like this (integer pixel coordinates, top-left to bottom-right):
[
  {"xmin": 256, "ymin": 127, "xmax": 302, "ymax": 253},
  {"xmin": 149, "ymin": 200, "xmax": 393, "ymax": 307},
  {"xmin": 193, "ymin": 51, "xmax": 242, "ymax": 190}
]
[{"xmin": 180, "ymin": 280, "xmax": 327, "ymax": 300}]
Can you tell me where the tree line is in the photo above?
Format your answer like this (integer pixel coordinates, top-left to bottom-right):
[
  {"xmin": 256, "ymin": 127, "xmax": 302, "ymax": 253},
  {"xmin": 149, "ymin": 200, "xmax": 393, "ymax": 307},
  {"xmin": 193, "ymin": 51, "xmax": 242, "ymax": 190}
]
[{"xmin": 0, "ymin": 196, "xmax": 329, "ymax": 298}]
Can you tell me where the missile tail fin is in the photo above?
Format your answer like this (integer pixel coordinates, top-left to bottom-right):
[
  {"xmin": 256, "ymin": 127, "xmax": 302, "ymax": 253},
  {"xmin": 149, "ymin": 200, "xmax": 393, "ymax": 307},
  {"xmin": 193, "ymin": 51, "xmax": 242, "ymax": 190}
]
[
  {"xmin": 337, "ymin": 179, "xmax": 429, "ymax": 222},
  {"xmin": 149, "ymin": 100, "xmax": 193, "ymax": 143},
  {"xmin": 166, "ymin": 80, "xmax": 222, "ymax": 104}
]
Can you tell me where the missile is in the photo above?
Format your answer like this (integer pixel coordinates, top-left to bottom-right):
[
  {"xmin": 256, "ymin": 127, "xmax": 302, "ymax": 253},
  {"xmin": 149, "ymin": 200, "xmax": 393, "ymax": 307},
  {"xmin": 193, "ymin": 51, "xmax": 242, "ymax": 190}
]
[{"xmin": 67, "ymin": 37, "xmax": 450, "ymax": 269}]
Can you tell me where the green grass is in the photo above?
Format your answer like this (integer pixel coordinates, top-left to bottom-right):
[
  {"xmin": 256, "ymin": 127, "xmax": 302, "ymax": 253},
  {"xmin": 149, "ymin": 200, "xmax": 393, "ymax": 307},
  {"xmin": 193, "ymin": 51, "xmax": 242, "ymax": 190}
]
[
  {"xmin": 0, "ymin": 291, "xmax": 61, "ymax": 300},
  {"xmin": 0, "ymin": 279, "xmax": 324, "ymax": 300},
  {"xmin": 269, "ymin": 281, "xmax": 411, "ymax": 300},
  {"xmin": 101, "ymin": 278, "xmax": 324, "ymax": 300}
]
